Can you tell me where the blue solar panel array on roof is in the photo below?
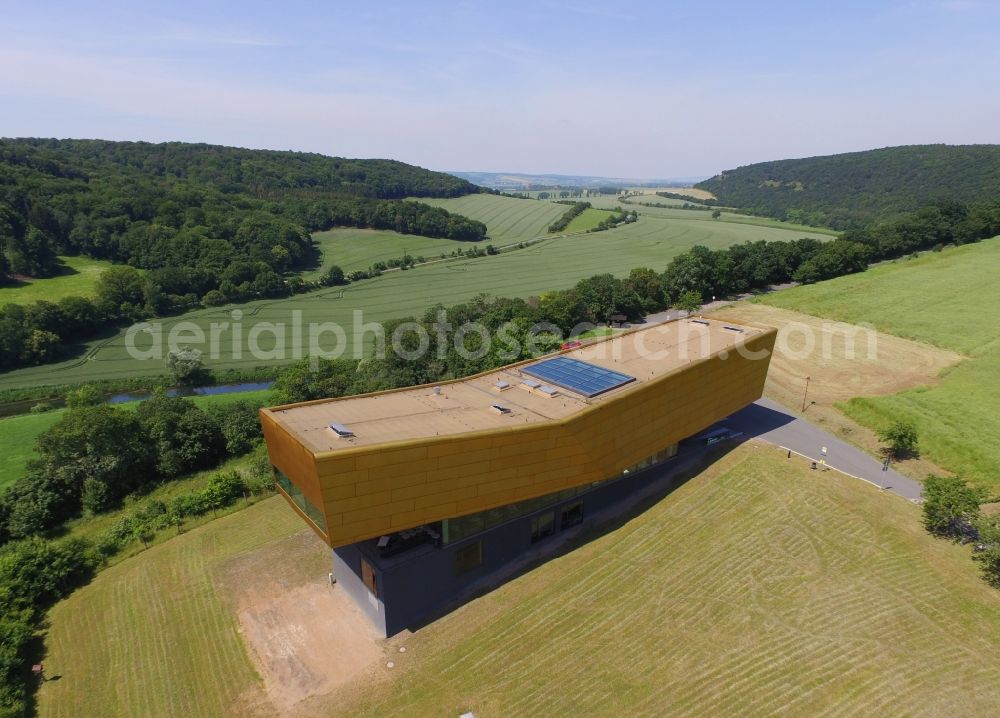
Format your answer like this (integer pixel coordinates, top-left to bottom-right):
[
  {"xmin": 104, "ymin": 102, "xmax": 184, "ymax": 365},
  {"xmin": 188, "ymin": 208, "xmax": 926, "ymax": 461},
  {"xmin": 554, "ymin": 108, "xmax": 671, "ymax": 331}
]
[{"xmin": 522, "ymin": 356, "xmax": 635, "ymax": 397}]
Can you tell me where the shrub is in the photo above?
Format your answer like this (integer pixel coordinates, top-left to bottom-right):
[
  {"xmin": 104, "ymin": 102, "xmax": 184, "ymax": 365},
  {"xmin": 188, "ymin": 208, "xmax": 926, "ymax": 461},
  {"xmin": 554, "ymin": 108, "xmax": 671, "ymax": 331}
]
[
  {"xmin": 204, "ymin": 471, "xmax": 247, "ymax": 508},
  {"xmin": 878, "ymin": 420, "xmax": 919, "ymax": 459},
  {"xmin": 973, "ymin": 515, "xmax": 1000, "ymax": 587}
]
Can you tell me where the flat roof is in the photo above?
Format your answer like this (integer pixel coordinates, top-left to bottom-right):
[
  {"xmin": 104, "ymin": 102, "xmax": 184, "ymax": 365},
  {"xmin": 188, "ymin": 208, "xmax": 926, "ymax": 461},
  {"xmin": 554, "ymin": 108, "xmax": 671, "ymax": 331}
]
[{"xmin": 265, "ymin": 317, "xmax": 765, "ymax": 454}]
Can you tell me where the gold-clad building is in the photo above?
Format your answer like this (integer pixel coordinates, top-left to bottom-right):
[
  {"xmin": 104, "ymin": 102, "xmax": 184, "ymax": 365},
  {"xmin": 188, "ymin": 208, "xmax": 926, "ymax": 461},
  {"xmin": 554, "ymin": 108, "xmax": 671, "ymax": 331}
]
[{"xmin": 261, "ymin": 316, "xmax": 775, "ymax": 635}]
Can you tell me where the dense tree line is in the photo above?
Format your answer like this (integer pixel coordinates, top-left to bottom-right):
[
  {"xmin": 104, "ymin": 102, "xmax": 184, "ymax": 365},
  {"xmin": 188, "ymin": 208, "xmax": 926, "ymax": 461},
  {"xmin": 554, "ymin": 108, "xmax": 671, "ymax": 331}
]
[
  {"xmin": 1, "ymin": 138, "xmax": 477, "ymax": 200},
  {"xmin": 660, "ymin": 199, "xmax": 1000, "ymax": 300},
  {"xmin": 592, "ymin": 208, "xmax": 637, "ymax": 232},
  {"xmin": 0, "ymin": 392, "xmax": 262, "ymax": 543},
  {"xmin": 695, "ymin": 144, "xmax": 1000, "ymax": 229}
]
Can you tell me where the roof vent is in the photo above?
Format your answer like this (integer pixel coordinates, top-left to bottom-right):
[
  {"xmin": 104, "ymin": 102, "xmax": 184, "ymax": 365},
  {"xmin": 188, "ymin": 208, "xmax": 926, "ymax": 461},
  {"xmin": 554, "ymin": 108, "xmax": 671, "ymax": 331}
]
[
  {"xmin": 490, "ymin": 404, "xmax": 512, "ymax": 414},
  {"xmin": 723, "ymin": 325, "xmax": 744, "ymax": 333},
  {"xmin": 328, "ymin": 422, "xmax": 354, "ymax": 438},
  {"xmin": 433, "ymin": 386, "xmax": 442, "ymax": 395},
  {"xmin": 691, "ymin": 319, "xmax": 710, "ymax": 326}
]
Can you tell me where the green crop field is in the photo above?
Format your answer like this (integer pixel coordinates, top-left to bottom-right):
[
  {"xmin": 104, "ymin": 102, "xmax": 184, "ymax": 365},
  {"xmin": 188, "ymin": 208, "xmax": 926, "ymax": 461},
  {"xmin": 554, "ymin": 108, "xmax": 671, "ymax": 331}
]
[
  {"xmin": 560, "ymin": 207, "xmax": 615, "ymax": 234},
  {"xmin": 420, "ymin": 194, "xmax": 570, "ymax": 244},
  {"xmin": 304, "ymin": 228, "xmax": 481, "ymax": 279},
  {"xmin": 583, "ymin": 194, "xmax": 837, "ymax": 235},
  {"xmin": 760, "ymin": 238, "xmax": 1000, "ymax": 490},
  {"xmin": 0, "ymin": 255, "xmax": 117, "ymax": 304},
  {"xmin": 38, "ymin": 445, "xmax": 1000, "ymax": 716},
  {"xmin": 0, "ymin": 389, "xmax": 272, "ymax": 491},
  {"xmin": 0, "ymin": 213, "xmax": 828, "ymax": 392}
]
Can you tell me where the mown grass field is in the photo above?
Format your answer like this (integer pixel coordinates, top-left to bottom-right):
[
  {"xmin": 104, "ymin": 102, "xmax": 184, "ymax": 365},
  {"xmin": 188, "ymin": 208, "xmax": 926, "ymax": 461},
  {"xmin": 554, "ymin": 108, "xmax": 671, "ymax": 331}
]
[
  {"xmin": 304, "ymin": 228, "xmax": 480, "ymax": 279},
  {"xmin": 760, "ymin": 238, "xmax": 1000, "ymax": 490},
  {"xmin": 39, "ymin": 445, "xmax": 1000, "ymax": 717},
  {"xmin": 420, "ymin": 194, "xmax": 570, "ymax": 243},
  {"xmin": 0, "ymin": 389, "xmax": 271, "ymax": 491},
  {"xmin": 0, "ymin": 255, "xmax": 117, "ymax": 304},
  {"xmin": 0, "ymin": 205, "xmax": 828, "ymax": 392},
  {"xmin": 38, "ymin": 496, "xmax": 307, "ymax": 718}
]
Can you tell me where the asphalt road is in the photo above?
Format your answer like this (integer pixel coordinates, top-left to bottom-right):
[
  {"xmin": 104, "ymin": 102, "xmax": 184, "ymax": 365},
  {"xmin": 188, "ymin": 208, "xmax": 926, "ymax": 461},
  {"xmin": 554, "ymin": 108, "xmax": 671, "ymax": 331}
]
[{"xmin": 725, "ymin": 397, "xmax": 924, "ymax": 502}]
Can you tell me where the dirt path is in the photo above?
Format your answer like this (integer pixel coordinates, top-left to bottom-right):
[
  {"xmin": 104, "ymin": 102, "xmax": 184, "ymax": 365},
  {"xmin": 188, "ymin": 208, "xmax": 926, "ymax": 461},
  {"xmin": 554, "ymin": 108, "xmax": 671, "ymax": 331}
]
[{"xmin": 215, "ymin": 530, "xmax": 386, "ymax": 716}]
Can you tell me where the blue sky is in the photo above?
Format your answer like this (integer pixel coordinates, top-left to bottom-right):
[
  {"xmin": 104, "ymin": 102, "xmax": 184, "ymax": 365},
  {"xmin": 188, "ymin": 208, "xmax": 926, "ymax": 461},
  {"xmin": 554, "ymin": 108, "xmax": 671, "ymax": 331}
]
[{"xmin": 2, "ymin": 0, "xmax": 999, "ymax": 177}]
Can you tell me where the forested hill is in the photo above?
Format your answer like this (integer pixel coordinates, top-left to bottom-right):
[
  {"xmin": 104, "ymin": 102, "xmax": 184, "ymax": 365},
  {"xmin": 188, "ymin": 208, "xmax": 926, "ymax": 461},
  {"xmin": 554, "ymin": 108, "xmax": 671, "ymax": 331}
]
[
  {"xmin": 0, "ymin": 139, "xmax": 489, "ymax": 372},
  {"xmin": 0, "ymin": 138, "xmax": 487, "ymax": 284},
  {"xmin": 696, "ymin": 144, "xmax": 1000, "ymax": 229},
  {"xmin": 1, "ymin": 138, "xmax": 477, "ymax": 199}
]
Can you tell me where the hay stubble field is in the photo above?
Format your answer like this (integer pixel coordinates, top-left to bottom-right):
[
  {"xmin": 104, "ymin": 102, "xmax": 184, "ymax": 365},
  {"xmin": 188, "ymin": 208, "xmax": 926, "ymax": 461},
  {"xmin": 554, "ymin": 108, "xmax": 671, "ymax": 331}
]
[{"xmin": 37, "ymin": 444, "xmax": 1000, "ymax": 717}]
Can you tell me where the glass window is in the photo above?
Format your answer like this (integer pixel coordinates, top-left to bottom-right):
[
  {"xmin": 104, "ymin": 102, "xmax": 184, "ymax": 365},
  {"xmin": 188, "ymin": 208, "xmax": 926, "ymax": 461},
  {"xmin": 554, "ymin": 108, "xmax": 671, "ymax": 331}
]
[
  {"xmin": 273, "ymin": 467, "xmax": 327, "ymax": 533},
  {"xmin": 455, "ymin": 541, "xmax": 483, "ymax": 576},
  {"xmin": 561, "ymin": 501, "xmax": 584, "ymax": 530},
  {"xmin": 622, "ymin": 442, "xmax": 679, "ymax": 476},
  {"xmin": 530, "ymin": 511, "xmax": 555, "ymax": 543}
]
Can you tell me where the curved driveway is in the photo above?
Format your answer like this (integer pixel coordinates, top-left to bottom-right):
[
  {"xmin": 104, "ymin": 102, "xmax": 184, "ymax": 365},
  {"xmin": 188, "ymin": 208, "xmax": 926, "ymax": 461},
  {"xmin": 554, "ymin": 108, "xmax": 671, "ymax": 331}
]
[{"xmin": 725, "ymin": 397, "xmax": 923, "ymax": 502}]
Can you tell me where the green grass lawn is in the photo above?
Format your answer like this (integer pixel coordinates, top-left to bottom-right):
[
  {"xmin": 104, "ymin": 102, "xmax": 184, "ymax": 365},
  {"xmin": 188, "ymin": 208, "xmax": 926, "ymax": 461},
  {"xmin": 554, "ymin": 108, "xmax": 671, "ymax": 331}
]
[
  {"xmin": 0, "ymin": 411, "xmax": 63, "ymax": 492},
  {"xmin": 0, "ymin": 255, "xmax": 117, "ymax": 304},
  {"xmin": 304, "ymin": 228, "xmax": 479, "ymax": 279},
  {"xmin": 0, "ymin": 212, "xmax": 828, "ymax": 392},
  {"xmin": 559, "ymin": 207, "xmax": 615, "ymax": 234},
  {"xmin": 0, "ymin": 389, "xmax": 272, "ymax": 491},
  {"xmin": 760, "ymin": 238, "xmax": 1000, "ymax": 490},
  {"xmin": 38, "ymin": 445, "xmax": 1000, "ymax": 716}
]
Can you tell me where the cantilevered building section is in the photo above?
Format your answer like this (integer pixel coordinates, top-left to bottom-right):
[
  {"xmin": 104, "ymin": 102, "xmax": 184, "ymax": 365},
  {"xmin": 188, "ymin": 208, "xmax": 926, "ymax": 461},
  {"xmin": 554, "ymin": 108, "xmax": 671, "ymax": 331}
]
[{"xmin": 261, "ymin": 316, "xmax": 776, "ymax": 635}]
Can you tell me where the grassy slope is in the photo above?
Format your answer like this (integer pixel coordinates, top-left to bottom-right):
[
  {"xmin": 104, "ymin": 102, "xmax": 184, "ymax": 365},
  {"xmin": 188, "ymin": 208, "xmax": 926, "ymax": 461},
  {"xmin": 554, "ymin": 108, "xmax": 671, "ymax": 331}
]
[
  {"xmin": 0, "ymin": 389, "xmax": 272, "ymax": 491},
  {"xmin": 39, "ymin": 446, "xmax": 1000, "ymax": 717},
  {"xmin": 0, "ymin": 255, "xmax": 116, "ymax": 304},
  {"xmin": 760, "ymin": 238, "xmax": 1000, "ymax": 489},
  {"xmin": 0, "ymin": 210, "xmax": 828, "ymax": 391},
  {"xmin": 39, "ymin": 497, "xmax": 303, "ymax": 718},
  {"xmin": 304, "ymin": 228, "xmax": 478, "ymax": 279}
]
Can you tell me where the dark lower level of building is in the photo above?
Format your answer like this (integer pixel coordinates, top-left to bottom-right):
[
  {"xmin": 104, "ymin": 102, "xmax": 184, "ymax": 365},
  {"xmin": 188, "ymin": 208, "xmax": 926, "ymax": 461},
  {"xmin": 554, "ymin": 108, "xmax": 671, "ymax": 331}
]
[{"xmin": 331, "ymin": 434, "xmax": 741, "ymax": 636}]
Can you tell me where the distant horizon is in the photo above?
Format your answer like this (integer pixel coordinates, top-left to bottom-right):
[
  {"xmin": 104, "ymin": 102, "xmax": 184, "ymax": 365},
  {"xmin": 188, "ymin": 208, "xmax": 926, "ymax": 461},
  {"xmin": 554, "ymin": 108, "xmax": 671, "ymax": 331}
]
[{"xmin": 3, "ymin": 0, "xmax": 999, "ymax": 177}]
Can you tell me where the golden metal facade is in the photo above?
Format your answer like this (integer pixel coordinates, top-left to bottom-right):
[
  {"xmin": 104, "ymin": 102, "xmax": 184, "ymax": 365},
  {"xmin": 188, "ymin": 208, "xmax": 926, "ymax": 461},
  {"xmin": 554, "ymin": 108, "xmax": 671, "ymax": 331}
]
[{"xmin": 262, "ymin": 319, "xmax": 776, "ymax": 547}]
